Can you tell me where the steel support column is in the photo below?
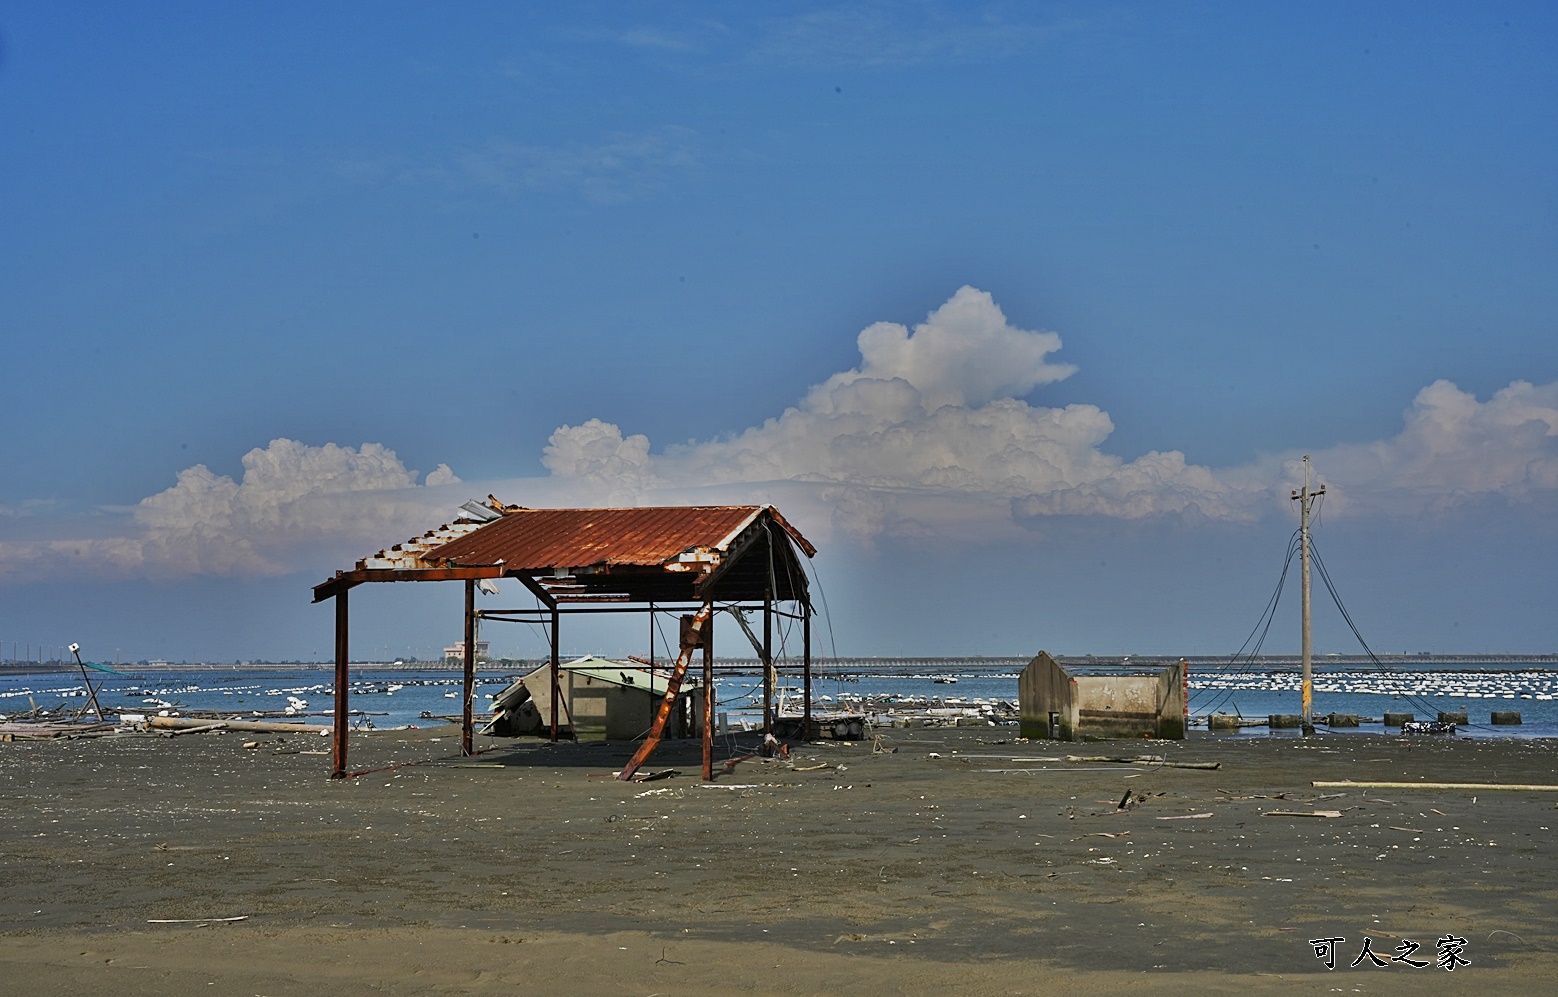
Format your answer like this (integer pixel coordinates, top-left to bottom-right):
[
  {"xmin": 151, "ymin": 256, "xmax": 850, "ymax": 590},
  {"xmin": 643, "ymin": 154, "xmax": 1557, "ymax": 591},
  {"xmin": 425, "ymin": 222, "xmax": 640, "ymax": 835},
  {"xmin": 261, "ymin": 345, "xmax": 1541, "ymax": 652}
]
[
  {"xmin": 331, "ymin": 589, "xmax": 349, "ymax": 778},
  {"xmin": 762, "ymin": 594, "xmax": 773, "ymax": 735},
  {"xmin": 462, "ymin": 578, "xmax": 476, "ymax": 756},
  {"xmin": 549, "ymin": 605, "xmax": 561, "ymax": 742},
  {"xmin": 701, "ymin": 598, "xmax": 714, "ymax": 781},
  {"xmin": 802, "ymin": 605, "xmax": 812, "ymax": 742}
]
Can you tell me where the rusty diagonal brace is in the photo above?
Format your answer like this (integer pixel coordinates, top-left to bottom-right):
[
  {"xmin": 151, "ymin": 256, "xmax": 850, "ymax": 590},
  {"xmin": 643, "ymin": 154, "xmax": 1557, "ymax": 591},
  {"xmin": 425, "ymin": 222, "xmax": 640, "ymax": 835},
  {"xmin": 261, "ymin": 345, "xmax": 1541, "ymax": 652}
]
[{"xmin": 615, "ymin": 606, "xmax": 711, "ymax": 781}]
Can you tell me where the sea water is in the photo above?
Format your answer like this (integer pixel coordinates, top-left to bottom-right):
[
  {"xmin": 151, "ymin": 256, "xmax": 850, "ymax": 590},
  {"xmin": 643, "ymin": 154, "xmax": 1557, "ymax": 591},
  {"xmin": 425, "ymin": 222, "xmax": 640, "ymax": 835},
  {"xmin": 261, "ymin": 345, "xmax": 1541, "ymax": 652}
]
[
  {"xmin": 3, "ymin": 660, "xmax": 1555, "ymax": 738},
  {"xmin": 717, "ymin": 661, "xmax": 1558, "ymax": 738},
  {"xmin": 0, "ymin": 665, "xmax": 523, "ymax": 732}
]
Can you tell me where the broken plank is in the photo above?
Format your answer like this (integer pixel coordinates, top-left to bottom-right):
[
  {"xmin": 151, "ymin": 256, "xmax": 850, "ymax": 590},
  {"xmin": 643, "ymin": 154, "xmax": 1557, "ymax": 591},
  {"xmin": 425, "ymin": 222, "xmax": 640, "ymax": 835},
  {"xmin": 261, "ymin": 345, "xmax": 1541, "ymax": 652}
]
[{"xmin": 1314, "ymin": 780, "xmax": 1558, "ymax": 792}]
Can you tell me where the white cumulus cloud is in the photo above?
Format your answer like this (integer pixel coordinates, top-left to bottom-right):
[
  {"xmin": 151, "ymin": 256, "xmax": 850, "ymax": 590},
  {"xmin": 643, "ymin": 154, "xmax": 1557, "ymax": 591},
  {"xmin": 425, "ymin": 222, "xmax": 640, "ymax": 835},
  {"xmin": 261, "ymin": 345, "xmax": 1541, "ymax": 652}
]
[
  {"xmin": 597, "ymin": 287, "xmax": 1256, "ymax": 535},
  {"xmin": 543, "ymin": 419, "xmax": 661, "ymax": 505},
  {"xmin": 829, "ymin": 285, "xmax": 1077, "ymax": 407},
  {"xmin": 1303, "ymin": 378, "xmax": 1558, "ymax": 517},
  {"xmin": 0, "ymin": 440, "xmax": 461, "ymax": 579},
  {"xmin": 9, "ymin": 291, "xmax": 1555, "ymax": 582},
  {"xmin": 521, "ymin": 289, "xmax": 1558, "ymax": 540}
]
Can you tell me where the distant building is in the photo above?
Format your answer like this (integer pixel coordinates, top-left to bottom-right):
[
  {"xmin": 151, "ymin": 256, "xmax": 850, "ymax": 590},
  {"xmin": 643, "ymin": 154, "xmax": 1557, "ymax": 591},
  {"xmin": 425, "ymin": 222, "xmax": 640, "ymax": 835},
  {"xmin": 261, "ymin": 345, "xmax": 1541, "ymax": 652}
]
[
  {"xmin": 487, "ymin": 656, "xmax": 703, "ymax": 741},
  {"xmin": 443, "ymin": 639, "xmax": 490, "ymax": 665}
]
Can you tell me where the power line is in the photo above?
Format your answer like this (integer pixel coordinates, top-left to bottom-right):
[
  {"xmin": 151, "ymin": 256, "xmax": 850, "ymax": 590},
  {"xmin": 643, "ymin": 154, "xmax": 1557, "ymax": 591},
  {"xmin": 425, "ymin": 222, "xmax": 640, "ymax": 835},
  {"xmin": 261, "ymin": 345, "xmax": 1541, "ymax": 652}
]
[
  {"xmin": 1191, "ymin": 529, "xmax": 1301, "ymax": 718},
  {"xmin": 1309, "ymin": 539, "xmax": 1491, "ymax": 731}
]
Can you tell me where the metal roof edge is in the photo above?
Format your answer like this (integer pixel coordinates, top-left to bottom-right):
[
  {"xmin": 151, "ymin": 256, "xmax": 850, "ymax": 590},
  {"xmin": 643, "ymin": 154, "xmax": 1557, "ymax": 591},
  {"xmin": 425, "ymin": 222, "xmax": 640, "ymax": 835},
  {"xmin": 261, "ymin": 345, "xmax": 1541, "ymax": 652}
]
[{"xmin": 760, "ymin": 504, "xmax": 818, "ymax": 558}]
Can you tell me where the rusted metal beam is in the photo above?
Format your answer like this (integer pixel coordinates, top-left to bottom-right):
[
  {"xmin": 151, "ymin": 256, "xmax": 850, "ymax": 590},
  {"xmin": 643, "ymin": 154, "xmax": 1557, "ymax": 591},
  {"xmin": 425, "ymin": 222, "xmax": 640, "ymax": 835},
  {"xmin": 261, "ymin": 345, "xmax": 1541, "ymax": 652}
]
[
  {"xmin": 312, "ymin": 565, "xmax": 507, "ymax": 603},
  {"xmin": 481, "ymin": 597, "xmax": 811, "ymax": 620},
  {"xmin": 615, "ymin": 605, "xmax": 711, "ymax": 782},
  {"xmin": 462, "ymin": 579, "xmax": 476, "ymax": 756},
  {"xmin": 512, "ymin": 572, "xmax": 559, "ymax": 610},
  {"xmin": 331, "ymin": 589, "xmax": 349, "ymax": 778},
  {"xmin": 312, "ymin": 573, "xmax": 364, "ymax": 604},
  {"xmin": 482, "ymin": 603, "xmax": 720, "ymax": 617}
]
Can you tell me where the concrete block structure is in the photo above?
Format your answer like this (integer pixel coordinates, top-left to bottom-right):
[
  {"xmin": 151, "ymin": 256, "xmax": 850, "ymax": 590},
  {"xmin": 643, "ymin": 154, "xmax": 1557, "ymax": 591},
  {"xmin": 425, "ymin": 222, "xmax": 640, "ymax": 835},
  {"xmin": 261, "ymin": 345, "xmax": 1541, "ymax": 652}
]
[{"xmin": 1019, "ymin": 651, "xmax": 1187, "ymax": 741}]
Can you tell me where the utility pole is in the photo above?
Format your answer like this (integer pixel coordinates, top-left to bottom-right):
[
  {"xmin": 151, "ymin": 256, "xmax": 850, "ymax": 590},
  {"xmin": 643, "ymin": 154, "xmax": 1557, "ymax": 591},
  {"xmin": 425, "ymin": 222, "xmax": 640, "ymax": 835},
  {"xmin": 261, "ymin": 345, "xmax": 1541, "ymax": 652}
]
[{"xmin": 1292, "ymin": 456, "xmax": 1325, "ymax": 735}]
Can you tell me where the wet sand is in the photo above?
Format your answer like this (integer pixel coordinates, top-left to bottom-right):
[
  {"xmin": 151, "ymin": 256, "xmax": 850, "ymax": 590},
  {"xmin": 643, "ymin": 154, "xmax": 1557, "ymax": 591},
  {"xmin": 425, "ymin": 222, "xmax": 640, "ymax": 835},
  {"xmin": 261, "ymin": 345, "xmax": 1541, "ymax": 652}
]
[{"xmin": 2, "ymin": 725, "xmax": 1555, "ymax": 994}]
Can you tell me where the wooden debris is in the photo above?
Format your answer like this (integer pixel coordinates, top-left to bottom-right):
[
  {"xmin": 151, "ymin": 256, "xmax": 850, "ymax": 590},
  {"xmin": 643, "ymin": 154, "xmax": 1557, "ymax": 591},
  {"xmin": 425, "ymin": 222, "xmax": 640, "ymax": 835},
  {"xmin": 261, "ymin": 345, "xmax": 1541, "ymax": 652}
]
[
  {"xmin": 1067, "ymin": 754, "xmax": 1220, "ymax": 770},
  {"xmin": 0, "ymin": 721, "xmax": 118, "ymax": 740},
  {"xmin": 634, "ymin": 769, "xmax": 680, "ymax": 782},
  {"xmin": 148, "ymin": 716, "xmax": 329, "ymax": 735},
  {"xmin": 1156, "ymin": 813, "xmax": 1214, "ymax": 820},
  {"xmin": 160, "ymin": 722, "xmax": 229, "ymax": 738},
  {"xmin": 1263, "ymin": 810, "xmax": 1344, "ymax": 818},
  {"xmin": 1315, "ymin": 780, "xmax": 1558, "ymax": 792}
]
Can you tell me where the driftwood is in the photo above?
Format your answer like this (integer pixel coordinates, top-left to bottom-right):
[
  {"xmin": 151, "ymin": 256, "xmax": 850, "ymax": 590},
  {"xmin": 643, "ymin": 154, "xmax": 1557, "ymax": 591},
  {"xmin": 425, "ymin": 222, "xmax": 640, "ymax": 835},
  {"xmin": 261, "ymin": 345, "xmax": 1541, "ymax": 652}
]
[
  {"xmin": 160, "ymin": 722, "xmax": 229, "ymax": 738},
  {"xmin": 1313, "ymin": 780, "xmax": 1558, "ymax": 792},
  {"xmin": 0, "ymin": 721, "xmax": 118, "ymax": 740},
  {"xmin": 1066, "ymin": 754, "xmax": 1221, "ymax": 770},
  {"xmin": 147, "ymin": 716, "xmax": 330, "ymax": 735}
]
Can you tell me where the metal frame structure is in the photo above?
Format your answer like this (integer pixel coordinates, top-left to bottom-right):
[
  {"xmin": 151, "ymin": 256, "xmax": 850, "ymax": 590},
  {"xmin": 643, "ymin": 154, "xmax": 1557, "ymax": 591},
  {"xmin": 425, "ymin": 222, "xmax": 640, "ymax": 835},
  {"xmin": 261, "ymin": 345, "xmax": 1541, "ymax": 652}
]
[{"xmin": 312, "ymin": 502, "xmax": 816, "ymax": 780}]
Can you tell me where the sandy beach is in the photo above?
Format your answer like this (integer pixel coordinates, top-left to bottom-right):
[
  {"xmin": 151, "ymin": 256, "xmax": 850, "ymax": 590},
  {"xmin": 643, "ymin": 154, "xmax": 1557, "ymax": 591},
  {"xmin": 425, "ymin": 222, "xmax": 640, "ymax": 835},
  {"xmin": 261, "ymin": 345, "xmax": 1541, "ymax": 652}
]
[{"xmin": 2, "ymin": 724, "xmax": 1555, "ymax": 995}]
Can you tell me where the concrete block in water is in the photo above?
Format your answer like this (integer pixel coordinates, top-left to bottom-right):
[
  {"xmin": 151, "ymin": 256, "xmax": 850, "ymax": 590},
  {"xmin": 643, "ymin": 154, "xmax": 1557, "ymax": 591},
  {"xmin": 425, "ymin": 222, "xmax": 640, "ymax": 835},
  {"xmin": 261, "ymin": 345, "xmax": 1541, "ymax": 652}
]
[
  {"xmin": 1208, "ymin": 714, "xmax": 1242, "ymax": 731},
  {"xmin": 1327, "ymin": 713, "xmax": 1360, "ymax": 728},
  {"xmin": 1269, "ymin": 714, "xmax": 1304, "ymax": 728},
  {"xmin": 1490, "ymin": 711, "xmax": 1522, "ymax": 725},
  {"xmin": 1383, "ymin": 712, "xmax": 1415, "ymax": 727},
  {"xmin": 1438, "ymin": 711, "xmax": 1469, "ymax": 725}
]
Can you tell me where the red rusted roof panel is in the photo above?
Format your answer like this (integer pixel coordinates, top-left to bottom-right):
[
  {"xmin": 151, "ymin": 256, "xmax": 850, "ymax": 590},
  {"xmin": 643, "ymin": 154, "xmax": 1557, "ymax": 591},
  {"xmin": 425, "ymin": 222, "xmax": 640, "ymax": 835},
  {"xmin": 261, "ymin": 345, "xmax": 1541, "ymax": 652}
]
[{"xmin": 420, "ymin": 506, "xmax": 771, "ymax": 571}]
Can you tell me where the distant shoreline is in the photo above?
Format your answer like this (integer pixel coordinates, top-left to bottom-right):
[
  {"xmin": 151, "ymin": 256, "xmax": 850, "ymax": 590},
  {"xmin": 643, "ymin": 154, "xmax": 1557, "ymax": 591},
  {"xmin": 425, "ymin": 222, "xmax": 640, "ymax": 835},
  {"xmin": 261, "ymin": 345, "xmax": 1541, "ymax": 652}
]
[{"xmin": 4, "ymin": 652, "xmax": 1557, "ymax": 676}]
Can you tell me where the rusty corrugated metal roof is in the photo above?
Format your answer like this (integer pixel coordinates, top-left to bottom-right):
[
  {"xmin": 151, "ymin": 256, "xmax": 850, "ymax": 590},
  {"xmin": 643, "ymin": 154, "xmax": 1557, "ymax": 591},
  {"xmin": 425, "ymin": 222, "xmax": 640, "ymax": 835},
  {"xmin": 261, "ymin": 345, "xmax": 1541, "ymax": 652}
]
[
  {"xmin": 355, "ymin": 518, "xmax": 487, "ymax": 572},
  {"xmin": 314, "ymin": 501, "xmax": 815, "ymax": 604},
  {"xmin": 422, "ymin": 505, "xmax": 775, "ymax": 571}
]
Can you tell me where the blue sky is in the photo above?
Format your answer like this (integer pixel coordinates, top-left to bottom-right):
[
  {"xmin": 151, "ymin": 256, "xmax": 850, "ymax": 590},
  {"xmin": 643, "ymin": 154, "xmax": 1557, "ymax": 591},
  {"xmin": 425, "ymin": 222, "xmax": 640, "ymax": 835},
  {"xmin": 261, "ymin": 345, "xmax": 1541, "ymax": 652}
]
[{"xmin": 2, "ymin": 3, "xmax": 1555, "ymax": 663}]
